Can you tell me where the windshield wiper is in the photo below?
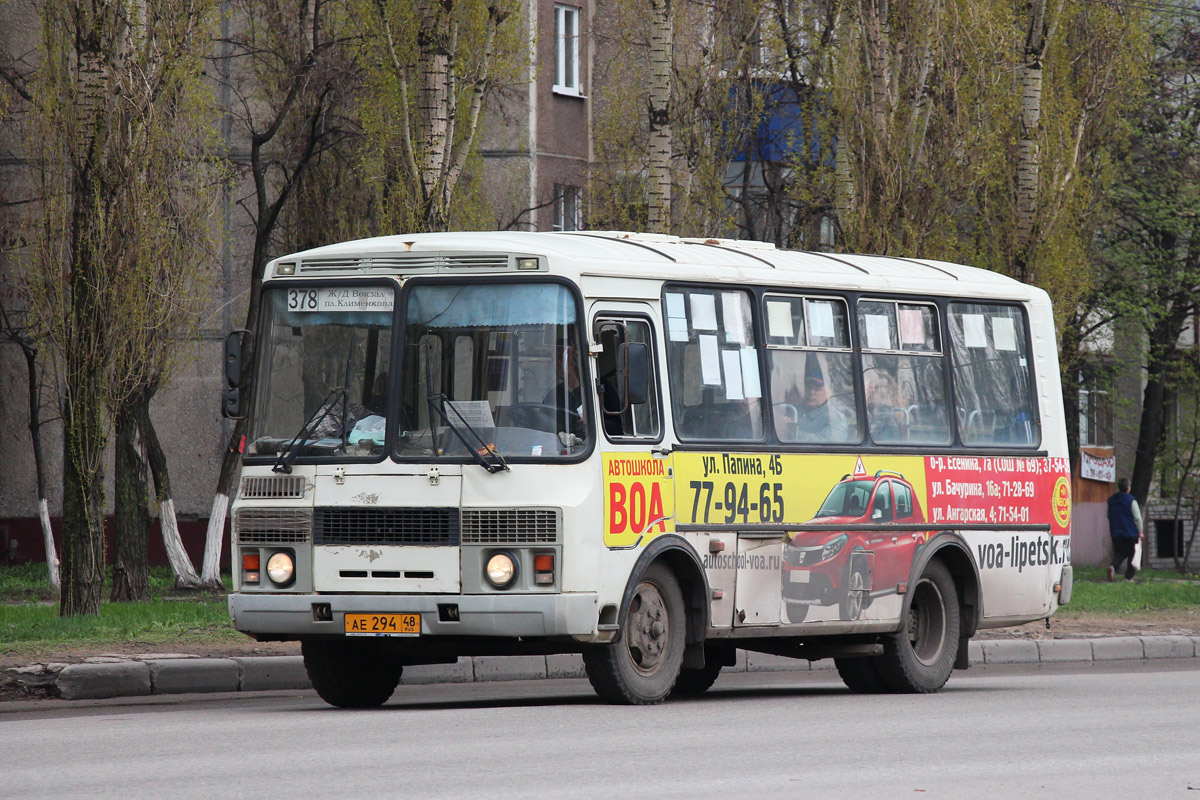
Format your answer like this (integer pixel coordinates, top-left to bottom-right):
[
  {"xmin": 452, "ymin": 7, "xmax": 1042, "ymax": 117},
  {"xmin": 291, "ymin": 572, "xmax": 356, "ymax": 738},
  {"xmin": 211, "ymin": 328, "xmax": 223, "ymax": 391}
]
[
  {"xmin": 273, "ymin": 340, "xmax": 356, "ymax": 474},
  {"xmin": 272, "ymin": 385, "xmax": 346, "ymax": 474},
  {"xmin": 425, "ymin": 391, "xmax": 509, "ymax": 473}
]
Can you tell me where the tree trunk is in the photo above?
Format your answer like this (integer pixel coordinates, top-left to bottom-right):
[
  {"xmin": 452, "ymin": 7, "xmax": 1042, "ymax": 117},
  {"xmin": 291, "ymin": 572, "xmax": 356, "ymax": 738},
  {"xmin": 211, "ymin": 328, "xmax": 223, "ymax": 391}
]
[
  {"xmin": 859, "ymin": 0, "xmax": 891, "ymax": 140},
  {"xmin": 111, "ymin": 404, "xmax": 150, "ymax": 601},
  {"xmin": 59, "ymin": 385, "xmax": 106, "ymax": 616},
  {"xmin": 1014, "ymin": 0, "xmax": 1051, "ymax": 283},
  {"xmin": 417, "ymin": 0, "xmax": 452, "ymax": 229},
  {"xmin": 60, "ymin": 180, "xmax": 108, "ymax": 616},
  {"xmin": 13, "ymin": 324, "xmax": 59, "ymax": 588},
  {"xmin": 647, "ymin": 0, "xmax": 672, "ymax": 233},
  {"xmin": 137, "ymin": 393, "xmax": 203, "ymax": 588}
]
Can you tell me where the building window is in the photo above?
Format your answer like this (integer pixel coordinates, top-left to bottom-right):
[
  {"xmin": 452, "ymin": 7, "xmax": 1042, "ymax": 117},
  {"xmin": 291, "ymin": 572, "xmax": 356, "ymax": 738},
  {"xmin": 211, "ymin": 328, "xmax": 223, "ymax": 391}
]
[
  {"xmin": 554, "ymin": 184, "xmax": 582, "ymax": 231},
  {"xmin": 555, "ymin": 5, "xmax": 581, "ymax": 95},
  {"xmin": 1079, "ymin": 369, "xmax": 1113, "ymax": 447}
]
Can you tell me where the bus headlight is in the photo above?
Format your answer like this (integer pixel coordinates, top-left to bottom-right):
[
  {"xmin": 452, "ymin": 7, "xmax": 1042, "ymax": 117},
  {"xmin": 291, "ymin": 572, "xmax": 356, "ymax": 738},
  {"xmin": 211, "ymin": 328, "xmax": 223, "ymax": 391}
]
[
  {"xmin": 485, "ymin": 552, "xmax": 518, "ymax": 589},
  {"xmin": 266, "ymin": 551, "xmax": 295, "ymax": 586}
]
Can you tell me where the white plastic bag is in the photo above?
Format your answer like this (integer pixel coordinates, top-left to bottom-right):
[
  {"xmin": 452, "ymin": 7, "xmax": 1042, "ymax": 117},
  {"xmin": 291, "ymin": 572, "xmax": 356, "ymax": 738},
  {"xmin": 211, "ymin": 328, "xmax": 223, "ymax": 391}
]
[{"xmin": 1131, "ymin": 539, "xmax": 1142, "ymax": 573}]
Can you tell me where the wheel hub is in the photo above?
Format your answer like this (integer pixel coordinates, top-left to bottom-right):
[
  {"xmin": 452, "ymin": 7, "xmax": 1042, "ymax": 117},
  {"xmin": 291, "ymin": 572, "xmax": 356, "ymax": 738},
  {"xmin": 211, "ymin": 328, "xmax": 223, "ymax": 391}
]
[{"xmin": 626, "ymin": 583, "xmax": 670, "ymax": 675}]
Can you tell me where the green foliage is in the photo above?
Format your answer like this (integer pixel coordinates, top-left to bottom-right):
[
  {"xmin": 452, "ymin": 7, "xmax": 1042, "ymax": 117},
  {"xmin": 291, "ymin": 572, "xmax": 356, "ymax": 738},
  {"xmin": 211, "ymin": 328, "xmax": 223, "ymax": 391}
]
[
  {"xmin": 349, "ymin": 0, "xmax": 525, "ymax": 233},
  {"xmin": 1063, "ymin": 566, "xmax": 1200, "ymax": 615}
]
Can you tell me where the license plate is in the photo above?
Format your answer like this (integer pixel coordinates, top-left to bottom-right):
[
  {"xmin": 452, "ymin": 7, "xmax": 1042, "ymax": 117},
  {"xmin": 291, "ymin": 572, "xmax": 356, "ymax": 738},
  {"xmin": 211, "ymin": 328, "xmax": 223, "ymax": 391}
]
[
  {"xmin": 788, "ymin": 570, "xmax": 810, "ymax": 583},
  {"xmin": 344, "ymin": 613, "xmax": 421, "ymax": 637}
]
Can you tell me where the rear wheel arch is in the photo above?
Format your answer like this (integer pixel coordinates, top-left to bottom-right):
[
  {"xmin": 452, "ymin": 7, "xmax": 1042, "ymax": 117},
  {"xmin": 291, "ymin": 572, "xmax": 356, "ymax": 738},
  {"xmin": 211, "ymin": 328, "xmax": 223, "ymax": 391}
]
[{"xmin": 908, "ymin": 536, "xmax": 980, "ymax": 637}]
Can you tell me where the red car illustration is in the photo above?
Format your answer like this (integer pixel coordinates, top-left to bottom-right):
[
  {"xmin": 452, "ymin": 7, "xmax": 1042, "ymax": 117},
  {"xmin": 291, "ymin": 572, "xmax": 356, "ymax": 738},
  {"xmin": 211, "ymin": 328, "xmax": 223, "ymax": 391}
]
[{"xmin": 782, "ymin": 470, "xmax": 930, "ymax": 623}]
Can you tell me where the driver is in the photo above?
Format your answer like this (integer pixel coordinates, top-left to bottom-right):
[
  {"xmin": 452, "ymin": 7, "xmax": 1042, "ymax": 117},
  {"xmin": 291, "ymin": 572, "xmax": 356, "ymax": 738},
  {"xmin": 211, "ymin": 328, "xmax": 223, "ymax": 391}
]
[{"xmin": 543, "ymin": 344, "xmax": 586, "ymax": 439}]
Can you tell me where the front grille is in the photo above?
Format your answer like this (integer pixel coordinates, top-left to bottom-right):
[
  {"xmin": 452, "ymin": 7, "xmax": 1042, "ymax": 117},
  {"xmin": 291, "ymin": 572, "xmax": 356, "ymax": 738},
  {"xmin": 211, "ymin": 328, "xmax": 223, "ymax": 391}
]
[
  {"xmin": 234, "ymin": 508, "xmax": 313, "ymax": 545},
  {"xmin": 461, "ymin": 508, "xmax": 560, "ymax": 544},
  {"xmin": 314, "ymin": 507, "xmax": 459, "ymax": 546},
  {"xmin": 240, "ymin": 475, "xmax": 306, "ymax": 500}
]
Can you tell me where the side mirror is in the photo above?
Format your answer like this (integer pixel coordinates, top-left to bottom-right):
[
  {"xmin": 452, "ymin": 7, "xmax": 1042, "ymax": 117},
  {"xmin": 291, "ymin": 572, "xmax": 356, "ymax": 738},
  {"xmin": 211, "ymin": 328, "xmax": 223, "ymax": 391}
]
[
  {"xmin": 616, "ymin": 341, "xmax": 650, "ymax": 406},
  {"xmin": 222, "ymin": 330, "xmax": 249, "ymax": 420}
]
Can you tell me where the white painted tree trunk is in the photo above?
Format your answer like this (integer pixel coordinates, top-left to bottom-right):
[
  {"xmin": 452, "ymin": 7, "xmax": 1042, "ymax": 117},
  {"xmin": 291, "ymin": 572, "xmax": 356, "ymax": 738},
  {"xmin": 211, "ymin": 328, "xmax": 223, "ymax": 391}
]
[
  {"xmin": 647, "ymin": 0, "xmax": 673, "ymax": 233},
  {"xmin": 39, "ymin": 498, "xmax": 60, "ymax": 590},
  {"xmin": 200, "ymin": 492, "xmax": 229, "ymax": 587},
  {"xmin": 160, "ymin": 497, "xmax": 202, "ymax": 587}
]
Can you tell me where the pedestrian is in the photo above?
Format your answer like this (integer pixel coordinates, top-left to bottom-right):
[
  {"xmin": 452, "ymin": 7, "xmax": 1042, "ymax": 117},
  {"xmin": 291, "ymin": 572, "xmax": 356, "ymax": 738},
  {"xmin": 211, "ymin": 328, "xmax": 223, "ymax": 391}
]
[{"xmin": 1106, "ymin": 478, "xmax": 1142, "ymax": 581}]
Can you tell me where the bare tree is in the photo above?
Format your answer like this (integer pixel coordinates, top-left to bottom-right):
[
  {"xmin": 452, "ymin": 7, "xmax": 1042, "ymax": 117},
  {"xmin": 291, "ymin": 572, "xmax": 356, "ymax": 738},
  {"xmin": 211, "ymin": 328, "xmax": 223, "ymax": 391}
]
[
  {"xmin": 16, "ymin": 0, "xmax": 223, "ymax": 612},
  {"xmin": 0, "ymin": 302, "xmax": 59, "ymax": 589},
  {"xmin": 203, "ymin": 0, "xmax": 359, "ymax": 586}
]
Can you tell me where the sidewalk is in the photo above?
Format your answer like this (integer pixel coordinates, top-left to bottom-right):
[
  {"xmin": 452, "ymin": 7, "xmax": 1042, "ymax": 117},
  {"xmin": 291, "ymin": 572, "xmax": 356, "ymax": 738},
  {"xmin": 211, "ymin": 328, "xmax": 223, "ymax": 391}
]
[{"xmin": 5, "ymin": 634, "xmax": 1199, "ymax": 701}]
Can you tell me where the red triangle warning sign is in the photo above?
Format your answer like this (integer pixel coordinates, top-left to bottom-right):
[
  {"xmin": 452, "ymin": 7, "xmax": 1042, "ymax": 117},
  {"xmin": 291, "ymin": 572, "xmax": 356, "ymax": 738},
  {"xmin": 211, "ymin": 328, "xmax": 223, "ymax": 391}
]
[{"xmin": 854, "ymin": 456, "xmax": 866, "ymax": 475}]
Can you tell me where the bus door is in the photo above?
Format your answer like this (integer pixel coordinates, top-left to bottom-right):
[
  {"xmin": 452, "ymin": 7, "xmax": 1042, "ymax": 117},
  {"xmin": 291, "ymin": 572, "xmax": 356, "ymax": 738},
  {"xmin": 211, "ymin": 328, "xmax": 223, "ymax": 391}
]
[{"xmin": 593, "ymin": 307, "xmax": 673, "ymax": 551}]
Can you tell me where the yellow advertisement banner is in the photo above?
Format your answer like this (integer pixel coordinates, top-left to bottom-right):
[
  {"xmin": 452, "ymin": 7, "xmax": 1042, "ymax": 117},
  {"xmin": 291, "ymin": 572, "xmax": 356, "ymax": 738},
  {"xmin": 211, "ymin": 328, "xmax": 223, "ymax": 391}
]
[
  {"xmin": 671, "ymin": 453, "xmax": 928, "ymax": 526},
  {"xmin": 602, "ymin": 453, "xmax": 676, "ymax": 547}
]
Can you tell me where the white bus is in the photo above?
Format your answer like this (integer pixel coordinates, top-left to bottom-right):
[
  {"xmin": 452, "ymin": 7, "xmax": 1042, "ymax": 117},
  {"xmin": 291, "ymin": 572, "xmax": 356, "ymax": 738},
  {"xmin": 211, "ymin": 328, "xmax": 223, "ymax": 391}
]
[{"xmin": 223, "ymin": 231, "xmax": 1073, "ymax": 707}]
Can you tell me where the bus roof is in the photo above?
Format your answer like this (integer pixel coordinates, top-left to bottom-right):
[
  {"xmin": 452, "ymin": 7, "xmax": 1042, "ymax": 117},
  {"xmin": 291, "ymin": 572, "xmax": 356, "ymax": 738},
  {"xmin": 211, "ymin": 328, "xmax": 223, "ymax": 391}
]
[{"xmin": 268, "ymin": 231, "xmax": 1043, "ymax": 303}]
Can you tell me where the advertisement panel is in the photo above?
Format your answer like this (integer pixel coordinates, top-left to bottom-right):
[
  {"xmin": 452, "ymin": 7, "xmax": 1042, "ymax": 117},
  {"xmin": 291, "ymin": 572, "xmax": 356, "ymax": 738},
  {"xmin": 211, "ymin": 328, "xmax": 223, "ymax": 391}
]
[{"xmin": 602, "ymin": 450, "xmax": 1071, "ymax": 622}]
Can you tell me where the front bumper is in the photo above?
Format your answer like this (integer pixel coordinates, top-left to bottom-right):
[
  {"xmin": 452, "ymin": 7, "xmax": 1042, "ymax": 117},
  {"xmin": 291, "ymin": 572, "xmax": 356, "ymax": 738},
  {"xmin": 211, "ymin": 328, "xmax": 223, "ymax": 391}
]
[{"xmin": 229, "ymin": 591, "xmax": 599, "ymax": 639}]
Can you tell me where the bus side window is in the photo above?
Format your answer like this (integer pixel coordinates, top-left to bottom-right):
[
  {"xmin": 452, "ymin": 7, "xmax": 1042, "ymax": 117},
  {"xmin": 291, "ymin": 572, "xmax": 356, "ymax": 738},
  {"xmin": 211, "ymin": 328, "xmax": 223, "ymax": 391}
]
[
  {"xmin": 948, "ymin": 303, "xmax": 1039, "ymax": 447},
  {"xmin": 858, "ymin": 300, "xmax": 950, "ymax": 446},
  {"xmin": 594, "ymin": 317, "xmax": 661, "ymax": 440},
  {"xmin": 664, "ymin": 288, "xmax": 765, "ymax": 442}
]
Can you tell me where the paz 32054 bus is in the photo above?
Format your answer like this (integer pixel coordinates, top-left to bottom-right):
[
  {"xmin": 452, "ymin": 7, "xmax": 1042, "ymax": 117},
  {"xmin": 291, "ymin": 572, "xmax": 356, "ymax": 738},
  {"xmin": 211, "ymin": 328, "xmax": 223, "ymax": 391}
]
[{"xmin": 222, "ymin": 231, "xmax": 1072, "ymax": 706}]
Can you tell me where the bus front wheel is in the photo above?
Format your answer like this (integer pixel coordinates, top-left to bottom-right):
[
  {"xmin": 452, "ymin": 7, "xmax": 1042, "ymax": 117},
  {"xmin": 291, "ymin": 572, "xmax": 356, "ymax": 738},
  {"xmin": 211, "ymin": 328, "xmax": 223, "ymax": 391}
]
[
  {"xmin": 877, "ymin": 560, "xmax": 960, "ymax": 693},
  {"xmin": 302, "ymin": 638, "xmax": 402, "ymax": 708},
  {"xmin": 584, "ymin": 563, "xmax": 685, "ymax": 704}
]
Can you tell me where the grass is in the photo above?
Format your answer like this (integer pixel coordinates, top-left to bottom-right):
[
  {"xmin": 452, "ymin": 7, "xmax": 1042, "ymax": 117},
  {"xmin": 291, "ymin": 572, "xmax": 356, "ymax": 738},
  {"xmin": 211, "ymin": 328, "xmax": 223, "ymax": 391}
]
[
  {"xmin": 0, "ymin": 565, "xmax": 239, "ymax": 659},
  {"xmin": 1061, "ymin": 565, "xmax": 1200, "ymax": 616}
]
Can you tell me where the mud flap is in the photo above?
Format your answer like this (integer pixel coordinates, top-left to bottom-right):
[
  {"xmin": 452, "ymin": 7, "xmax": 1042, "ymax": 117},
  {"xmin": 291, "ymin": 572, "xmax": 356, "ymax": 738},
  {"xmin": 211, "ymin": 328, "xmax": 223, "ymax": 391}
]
[{"xmin": 954, "ymin": 635, "xmax": 970, "ymax": 670}]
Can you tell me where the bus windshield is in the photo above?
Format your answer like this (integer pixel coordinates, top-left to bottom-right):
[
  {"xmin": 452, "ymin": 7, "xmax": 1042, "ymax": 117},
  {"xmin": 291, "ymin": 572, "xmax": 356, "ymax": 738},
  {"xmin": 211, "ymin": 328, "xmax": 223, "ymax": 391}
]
[
  {"xmin": 396, "ymin": 281, "xmax": 588, "ymax": 460},
  {"xmin": 246, "ymin": 280, "xmax": 589, "ymax": 464},
  {"xmin": 246, "ymin": 285, "xmax": 395, "ymax": 461}
]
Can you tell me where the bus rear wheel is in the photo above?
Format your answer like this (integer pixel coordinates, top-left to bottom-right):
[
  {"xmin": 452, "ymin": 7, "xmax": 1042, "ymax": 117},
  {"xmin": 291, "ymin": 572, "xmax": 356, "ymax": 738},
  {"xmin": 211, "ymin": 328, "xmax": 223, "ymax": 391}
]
[
  {"xmin": 302, "ymin": 638, "xmax": 402, "ymax": 708},
  {"xmin": 584, "ymin": 564, "xmax": 685, "ymax": 704},
  {"xmin": 877, "ymin": 560, "xmax": 960, "ymax": 693},
  {"xmin": 834, "ymin": 656, "xmax": 889, "ymax": 693},
  {"xmin": 671, "ymin": 644, "xmax": 731, "ymax": 697}
]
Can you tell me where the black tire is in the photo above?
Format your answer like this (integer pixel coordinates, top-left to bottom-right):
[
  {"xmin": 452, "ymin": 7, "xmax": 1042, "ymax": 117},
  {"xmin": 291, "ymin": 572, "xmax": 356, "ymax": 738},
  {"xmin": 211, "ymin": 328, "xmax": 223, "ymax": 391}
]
[
  {"xmin": 302, "ymin": 638, "xmax": 402, "ymax": 708},
  {"xmin": 584, "ymin": 563, "xmax": 685, "ymax": 704},
  {"xmin": 839, "ymin": 565, "xmax": 867, "ymax": 621},
  {"xmin": 835, "ymin": 656, "xmax": 889, "ymax": 693},
  {"xmin": 876, "ymin": 560, "xmax": 960, "ymax": 693},
  {"xmin": 670, "ymin": 644, "xmax": 730, "ymax": 697}
]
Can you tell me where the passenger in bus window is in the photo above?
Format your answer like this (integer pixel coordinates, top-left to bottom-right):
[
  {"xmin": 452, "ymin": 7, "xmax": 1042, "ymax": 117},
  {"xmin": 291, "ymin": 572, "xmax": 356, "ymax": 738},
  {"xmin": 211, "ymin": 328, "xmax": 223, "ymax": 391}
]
[
  {"xmin": 795, "ymin": 361, "xmax": 848, "ymax": 442},
  {"xmin": 866, "ymin": 369, "xmax": 908, "ymax": 443}
]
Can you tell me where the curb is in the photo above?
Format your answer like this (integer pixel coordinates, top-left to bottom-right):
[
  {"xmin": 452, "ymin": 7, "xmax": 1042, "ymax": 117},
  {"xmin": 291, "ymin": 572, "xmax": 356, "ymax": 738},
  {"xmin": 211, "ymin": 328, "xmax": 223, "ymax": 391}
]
[{"xmin": 5, "ymin": 635, "xmax": 1199, "ymax": 701}]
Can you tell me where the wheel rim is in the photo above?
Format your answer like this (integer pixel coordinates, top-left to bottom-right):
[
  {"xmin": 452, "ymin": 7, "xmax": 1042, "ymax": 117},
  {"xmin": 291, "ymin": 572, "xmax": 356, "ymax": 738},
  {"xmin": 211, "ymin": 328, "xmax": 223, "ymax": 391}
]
[
  {"xmin": 846, "ymin": 570, "xmax": 865, "ymax": 620},
  {"xmin": 907, "ymin": 577, "xmax": 947, "ymax": 666},
  {"xmin": 625, "ymin": 580, "xmax": 671, "ymax": 676}
]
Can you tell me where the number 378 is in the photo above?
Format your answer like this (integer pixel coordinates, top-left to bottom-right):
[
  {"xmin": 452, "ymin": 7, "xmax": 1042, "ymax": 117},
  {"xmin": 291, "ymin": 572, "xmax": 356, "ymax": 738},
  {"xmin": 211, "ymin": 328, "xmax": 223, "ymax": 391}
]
[{"xmin": 288, "ymin": 289, "xmax": 318, "ymax": 310}]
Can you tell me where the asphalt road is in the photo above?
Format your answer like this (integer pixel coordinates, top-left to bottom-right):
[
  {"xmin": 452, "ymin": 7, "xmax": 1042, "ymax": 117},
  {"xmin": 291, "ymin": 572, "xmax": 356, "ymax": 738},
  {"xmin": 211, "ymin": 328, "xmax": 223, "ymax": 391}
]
[{"xmin": 2, "ymin": 661, "xmax": 1197, "ymax": 799}]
